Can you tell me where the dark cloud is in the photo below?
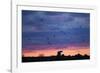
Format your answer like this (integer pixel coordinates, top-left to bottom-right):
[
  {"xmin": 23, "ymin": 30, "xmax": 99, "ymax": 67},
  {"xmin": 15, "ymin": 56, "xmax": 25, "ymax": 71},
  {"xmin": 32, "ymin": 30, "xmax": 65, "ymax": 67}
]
[{"xmin": 22, "ymin": 10, "xmax": 90, "ymax": 49}]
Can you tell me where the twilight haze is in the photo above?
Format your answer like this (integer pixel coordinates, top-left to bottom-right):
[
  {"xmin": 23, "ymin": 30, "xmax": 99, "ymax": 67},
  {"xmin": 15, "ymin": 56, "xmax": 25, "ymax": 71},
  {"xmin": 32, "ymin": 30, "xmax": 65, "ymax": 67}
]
[{"xmin": 22, "ymin": 10, "xmax": 90, "ymax": 57}]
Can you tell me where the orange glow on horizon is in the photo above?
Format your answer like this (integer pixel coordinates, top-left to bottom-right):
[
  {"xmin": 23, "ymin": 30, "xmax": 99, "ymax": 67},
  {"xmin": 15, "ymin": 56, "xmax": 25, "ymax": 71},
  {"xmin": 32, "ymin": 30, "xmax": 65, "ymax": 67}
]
[{"xmin": 22, "ymin": 47, "xmax": 90, "ymax": 57}]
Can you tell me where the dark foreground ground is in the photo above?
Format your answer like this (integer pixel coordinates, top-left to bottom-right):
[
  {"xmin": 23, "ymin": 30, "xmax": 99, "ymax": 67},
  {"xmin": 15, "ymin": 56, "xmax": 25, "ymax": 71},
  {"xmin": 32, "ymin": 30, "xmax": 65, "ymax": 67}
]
[{"xmin": 22, "ymin": 54, "xmax": 90, "ymax": 62}]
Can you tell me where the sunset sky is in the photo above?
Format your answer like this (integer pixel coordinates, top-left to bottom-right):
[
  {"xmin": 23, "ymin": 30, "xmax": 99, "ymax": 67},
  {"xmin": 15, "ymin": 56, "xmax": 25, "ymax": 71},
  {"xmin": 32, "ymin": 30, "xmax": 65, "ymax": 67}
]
[{"xmin": 22, "ymin": 10, "xmax": 90, "ymax": 57}]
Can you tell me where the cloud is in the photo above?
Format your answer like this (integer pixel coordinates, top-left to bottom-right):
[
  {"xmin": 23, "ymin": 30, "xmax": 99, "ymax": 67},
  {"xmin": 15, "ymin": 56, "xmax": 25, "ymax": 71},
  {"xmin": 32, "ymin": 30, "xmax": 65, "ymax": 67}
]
[
  {"xmin": 22, "ymin": 10, "xmax": 90, "ymax": 49},
  {"xmin": 22, "ymin": 10, "xmax": 90, "ymax": 32}
]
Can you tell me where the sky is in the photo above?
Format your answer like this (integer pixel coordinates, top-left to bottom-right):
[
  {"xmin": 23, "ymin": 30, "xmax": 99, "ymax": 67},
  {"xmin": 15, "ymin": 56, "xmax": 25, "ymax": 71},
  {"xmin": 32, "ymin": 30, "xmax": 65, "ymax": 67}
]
[{"xmin": 22, "ymin": 10, "xmax": 90, "ymax": 57}]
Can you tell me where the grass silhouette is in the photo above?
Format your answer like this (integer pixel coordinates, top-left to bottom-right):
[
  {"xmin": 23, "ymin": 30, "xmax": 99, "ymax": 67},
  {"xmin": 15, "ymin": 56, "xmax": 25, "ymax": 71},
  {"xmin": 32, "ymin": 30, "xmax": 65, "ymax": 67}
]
[{"xmin": 22, "ymin": 51, "xmax": 90, "ymax": 62}]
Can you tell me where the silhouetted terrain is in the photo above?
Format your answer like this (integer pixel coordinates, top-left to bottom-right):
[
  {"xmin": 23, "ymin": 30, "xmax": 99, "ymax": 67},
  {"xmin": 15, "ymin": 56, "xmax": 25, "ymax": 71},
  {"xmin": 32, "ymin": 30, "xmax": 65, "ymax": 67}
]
[{"xmin": 22, "ymin": 51, "xmax": 90, "ymax": 62}]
